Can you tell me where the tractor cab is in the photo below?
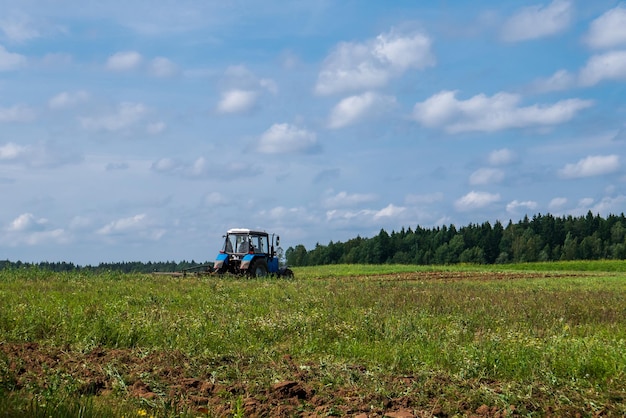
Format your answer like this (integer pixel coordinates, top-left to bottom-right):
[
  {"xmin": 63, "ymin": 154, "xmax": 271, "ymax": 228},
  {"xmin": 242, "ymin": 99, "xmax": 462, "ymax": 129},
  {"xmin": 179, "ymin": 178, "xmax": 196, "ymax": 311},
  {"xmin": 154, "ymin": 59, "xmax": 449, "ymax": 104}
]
[{"xmin": 222, "ymin": 230, "xmax": 269, "ymax": 255}]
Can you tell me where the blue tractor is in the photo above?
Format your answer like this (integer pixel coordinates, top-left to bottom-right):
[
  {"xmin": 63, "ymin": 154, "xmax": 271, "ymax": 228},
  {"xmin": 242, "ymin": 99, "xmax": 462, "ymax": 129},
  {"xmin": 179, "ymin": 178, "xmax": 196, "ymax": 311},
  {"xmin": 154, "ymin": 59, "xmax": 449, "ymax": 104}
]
[{"xmin": 212, "ymin": 228, "xmax": 294, "ymax": 278}]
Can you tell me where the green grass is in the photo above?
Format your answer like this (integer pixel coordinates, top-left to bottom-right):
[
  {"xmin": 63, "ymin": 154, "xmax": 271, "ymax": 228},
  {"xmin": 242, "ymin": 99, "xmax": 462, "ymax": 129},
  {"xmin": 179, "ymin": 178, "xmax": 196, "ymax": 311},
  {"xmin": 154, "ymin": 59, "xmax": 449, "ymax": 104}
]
[
  {"xmin": 292, "ymin": 259, "xmax": 626, "ymax": 277},
  {"xmin": 1, "ymin": 263, "xmax": 625, "ymax": 416}
]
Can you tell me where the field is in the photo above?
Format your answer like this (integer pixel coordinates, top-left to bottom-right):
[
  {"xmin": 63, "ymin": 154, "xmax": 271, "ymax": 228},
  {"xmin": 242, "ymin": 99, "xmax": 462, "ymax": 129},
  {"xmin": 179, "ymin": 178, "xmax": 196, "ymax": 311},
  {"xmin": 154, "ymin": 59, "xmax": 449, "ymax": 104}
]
[{"xmin": 1, "ymin": 262, "xmax": 625, "ymax": 417}]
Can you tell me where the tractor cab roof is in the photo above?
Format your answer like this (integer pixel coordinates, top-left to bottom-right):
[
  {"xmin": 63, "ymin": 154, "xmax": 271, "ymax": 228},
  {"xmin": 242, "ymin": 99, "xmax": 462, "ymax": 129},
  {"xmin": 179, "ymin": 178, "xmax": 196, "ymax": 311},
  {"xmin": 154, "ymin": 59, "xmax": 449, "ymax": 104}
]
[{"xmin": 226, "ymin": 228, "xmax": 268, "ymax": 236}]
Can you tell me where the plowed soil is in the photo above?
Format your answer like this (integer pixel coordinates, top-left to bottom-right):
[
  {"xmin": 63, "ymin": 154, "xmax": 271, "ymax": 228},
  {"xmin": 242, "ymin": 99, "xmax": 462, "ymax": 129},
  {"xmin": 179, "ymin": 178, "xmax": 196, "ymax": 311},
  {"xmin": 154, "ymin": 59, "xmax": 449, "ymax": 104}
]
[
  {"xmin": 0, "ymin": 271, "xmax": 604, "ymax": 417},
  {"xmin": 1, "ymin": 342, "xmax": 519, "ymax": 417}
]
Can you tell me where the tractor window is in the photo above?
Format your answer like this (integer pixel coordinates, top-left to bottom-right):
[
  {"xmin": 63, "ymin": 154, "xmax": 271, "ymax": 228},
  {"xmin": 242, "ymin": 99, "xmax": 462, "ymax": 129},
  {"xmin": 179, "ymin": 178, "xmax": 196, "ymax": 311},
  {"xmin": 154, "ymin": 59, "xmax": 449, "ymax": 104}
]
[
  {"xmin": 235, "ymin": 235, "xmax": 249, "ymax": 253},
  {"xmin": 222, "ymin": 236, "xmax": 234, "ymax": 253},
  {"xmin": 256, "ymin": 235, "xmax": 269, "ymax": 254},
  {"xmin": 250, "ymin": 235, "xmax": 268, "ymax": 254},
  {"xmin": 226, "ymin": 233, "xmax": 268, "ymax": 254}
]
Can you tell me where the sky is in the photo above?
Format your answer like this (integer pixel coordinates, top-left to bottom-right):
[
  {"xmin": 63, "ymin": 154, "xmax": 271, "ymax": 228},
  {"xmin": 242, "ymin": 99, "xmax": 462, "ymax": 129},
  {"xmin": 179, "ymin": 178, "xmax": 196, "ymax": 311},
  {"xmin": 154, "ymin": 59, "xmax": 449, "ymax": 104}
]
[{"xmin": 1, "ymin": 0, "xmax": 626, "ymax": 265}]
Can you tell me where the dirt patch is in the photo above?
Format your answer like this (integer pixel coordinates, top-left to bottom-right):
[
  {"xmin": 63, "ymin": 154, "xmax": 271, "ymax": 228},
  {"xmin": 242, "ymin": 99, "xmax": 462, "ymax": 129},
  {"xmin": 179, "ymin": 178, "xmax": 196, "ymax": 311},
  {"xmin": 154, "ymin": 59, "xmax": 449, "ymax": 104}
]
[
  {"xmin": 0, "ymin": 342, "xmax": 535, "ymax": 417},
  {"xmin": 0, "ymin": 271, "xmax": 610, "ymax": 416},
  {"xmin": 358, "ymin": 270, "xmax": 594, "ymax": 283}
]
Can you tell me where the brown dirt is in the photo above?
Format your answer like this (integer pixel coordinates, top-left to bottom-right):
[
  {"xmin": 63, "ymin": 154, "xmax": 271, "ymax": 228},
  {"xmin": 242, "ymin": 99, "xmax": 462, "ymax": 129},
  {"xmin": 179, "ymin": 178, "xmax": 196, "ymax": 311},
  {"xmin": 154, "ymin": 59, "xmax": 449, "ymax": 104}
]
[
  {"xmin": 0, "ymin": 271, "xmax": 608, "ymax": 417},
  {"xmin": 1, "ymin": 341, "xmax": 529, "ymax": 417},
  {"xmin": 353, "ymin": 270, "xmax": 594, "ymax": 282}
]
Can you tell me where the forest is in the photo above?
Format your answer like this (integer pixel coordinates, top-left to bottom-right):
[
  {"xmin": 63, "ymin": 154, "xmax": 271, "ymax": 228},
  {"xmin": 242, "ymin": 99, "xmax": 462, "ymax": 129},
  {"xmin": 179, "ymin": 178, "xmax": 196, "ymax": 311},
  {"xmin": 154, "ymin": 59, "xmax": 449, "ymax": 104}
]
[
  {"xmin": 2, "ymin": 211, "xmax": 626, "ymax": 272},
  {"xmin": 0, "ymin": 259, "xmax": 211, "ymax": 274},
  {"xmin": 285, "ymin": 211, "xmax": 626, "ymax": 266}
]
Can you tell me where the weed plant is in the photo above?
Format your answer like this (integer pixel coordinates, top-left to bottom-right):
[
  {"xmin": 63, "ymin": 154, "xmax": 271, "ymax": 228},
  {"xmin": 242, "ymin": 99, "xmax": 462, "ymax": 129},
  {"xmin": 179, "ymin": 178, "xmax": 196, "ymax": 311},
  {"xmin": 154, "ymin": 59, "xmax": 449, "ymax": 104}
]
[{"xmin": 0, "ymin": 263, "xmax": 625, "ymax": 415}]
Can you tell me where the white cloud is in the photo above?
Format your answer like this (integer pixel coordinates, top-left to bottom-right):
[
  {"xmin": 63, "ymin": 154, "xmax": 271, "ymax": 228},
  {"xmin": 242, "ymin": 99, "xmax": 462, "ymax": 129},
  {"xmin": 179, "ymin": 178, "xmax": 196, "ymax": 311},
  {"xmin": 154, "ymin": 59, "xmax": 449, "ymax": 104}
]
[
  {"xmin": 5, "ymin": 229, "xmax": 68, "ymax": 246},
  {"xmin": 48, "ymin": 90, "xmax": 89, "ymax": 109},
  {"xmin": 280, "ymin": 50, "xmax": 301, "ymax": 70},
  {"xmin": 584, "ymin": 4, "xmax": 626, "ymax": 49},
  {"xmin": 469, "ymin": 168, "xmax": 505, "ymax": 186},
  {"xmin": 323, "ymin": 191, "xmax": 378, "ymax": 208},
  {"xmin": 151, "ymin": 157, "xmax": 179, "ymax": 173},
  {"xmin": 578, "ymin": 50, "xmax": 626, "ymax": 86},
  {"xmin": 223, "ymin": 64, "xmax": 255, "ymax": 79},
  {"xmin": 558, "ymin": 155, "xmax": 620, "ymax": 179},
  {"xmin": 0, "ymin": 141, "xmax": 80, "ymax": 167},
  {"xmin": 258, "ymin": 123, "xmax": 318, "ymax": 154},
  {"xmin": 325, "ymin": 203, "xmax": 407, "ymax": 223},
  {"xmin": 0, "ymin": 45, "xmax": 27, "ymax": 71},
  {"xmin": 149, "ymin": 56, "xmax": 178, "ymax": 77},
  {"xmin": 96, "ymin": 214, "xmax": 165, "ymax": 241},
  {"xmin": 69, "ymin": 216, "xmax": 92, "ymax": 230},
  {"xmin": 454, "ymin": 191, "xmax": 500, "ymax": 211},
  {"xmin": 373, "ymin": 31, "xmax": 433, "ymax": 71},
  {"xmin": 205, "ymin": 192, "xmax": 229, "ymax": 206},
  {"xmin": 534, "ymin": 50, "xmax": 626, "ymax": 90},
  {"xmin": 404, "ymin": 192, "xmax": 444, "ymax": 205},
  {"xmin": 259, "ymin": 206, "xmax": 314, "ymax": 224},
  {"xmin": 501, "ymin": 0, "xmax": 572, "ymax": 42},
  {"xmin": 549, "ymin": 197, "xmax": 613, "ymax": 217},
  {"xmin": 0, "ymin": 104, "xmax": 36, "ymax": 122},
  {"xmin": 1, "ymin": 213, "xmax": 69, "ymax": 246},
  {"xmin": 588, "ymin": 195, "xmax": 626, "ymax": 214},
  {"xmin": 7, "ymin": 213, "xmax": 48, "ymax": 232},
  {"xmin": 80, "ymin": 102, "xmax": 147, "ymax": 132},
  {"xmin": 549, "ymin": 197, "xmax": 568, "ymax": 211},
  {"xmin": 0, "ymin": 213, "xmax": 70, "ymax": 247},
  {"xmin": 577, "ymin": 197, "xmax": 595, "ymax": 209},
  {"xmin": 146, "ymin": 121, "xmax": 166, "ymax": 135},
  {"xmin": 216, "ymin": 89, "xmax": 259, "ymax": 114},
  {"xmin": 529, "ymin": 69, "xmax": 576, "ymax": 93},
  {"xmin": 41, "ymin": 52, "xmax": 73, "ymax": 67},
  {"xmin": 0, "ymin": 142, "xmax": 28, "ymax": 160},
  {"xmin": 151, "ymin": 157, "xmax": 260, "ymax": 180},
  {"xmin": 220, "ymin": 65, "xmax": 277, "ymax": 92},
  {"xmin": 214, "ymin": 66, "xmax": 277, "ymax": 114},
  {"xmin": 259, "ymin": 78, "xmax": 278, "ymax": 95},
  {"xmin": 374, "ymin": 204, "xmax": 406, "ymax": 219},
  {"xmin": 97, "ymin": 214, "xmax": 147, "ymax": 235},
  {"xmin": 488, "ymin": 148, "xmax": 515, "ymax": 165},
  {"xmin": 106, "ymin": 51, "xmax": 143, "ymax": 71},
  {"xmin": 105, "ymin": 162, "xmax": 129, "ymax": 171},
  {"xmin": 506, "ymin": 200, "xmax": 538, "ymax": 214},
  {"xmin": 328, "ymin": 92, "xmax": 395, "ymax": 129},
  {"xmin": 189, "ymin": 157, "xmax": 208, "ymax": 177},
  {"xmin": 315, "ymin": 29, "xmax": 435, "ymax": 95},
  {"xmin": 325, "ymin": 209, "xmax": 359, "ymax": 222},
  {"xmin": 413, "ymin": 90, "xmax": 593, "ymax": 133},
  {"xmin": 0, "ymin": 14, "xmax": 40, "ymax": 42}
]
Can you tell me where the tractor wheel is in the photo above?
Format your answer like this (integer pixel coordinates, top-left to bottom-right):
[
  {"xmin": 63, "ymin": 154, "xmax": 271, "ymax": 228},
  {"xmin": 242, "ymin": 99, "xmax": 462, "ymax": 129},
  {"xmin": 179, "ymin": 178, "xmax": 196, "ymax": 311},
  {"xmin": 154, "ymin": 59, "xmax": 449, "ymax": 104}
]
[
  {"xmin": 249, "ymin": 259, "xmax": 268, "ymax": 278},
  {"xmin": 281, "ymin": 268, "xmax": 294, "ymax": 279}
]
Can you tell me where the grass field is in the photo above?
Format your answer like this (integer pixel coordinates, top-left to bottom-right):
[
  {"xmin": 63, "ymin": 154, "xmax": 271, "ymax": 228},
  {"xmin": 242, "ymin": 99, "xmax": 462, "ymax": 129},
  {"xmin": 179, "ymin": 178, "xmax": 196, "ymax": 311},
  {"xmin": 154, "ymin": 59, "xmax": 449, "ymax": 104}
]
[{"xmin": 1, "ymin": 262, "xmax": 625, "ymax": 416}]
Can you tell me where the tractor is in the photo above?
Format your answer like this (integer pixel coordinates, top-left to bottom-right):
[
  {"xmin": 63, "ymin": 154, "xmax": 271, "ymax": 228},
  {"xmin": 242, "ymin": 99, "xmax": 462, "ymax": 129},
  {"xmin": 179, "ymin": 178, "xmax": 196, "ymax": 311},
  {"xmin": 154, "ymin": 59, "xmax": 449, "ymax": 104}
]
[{"xmin": 212, "ymin": 228, "xmax": 294, "ymax": 278}]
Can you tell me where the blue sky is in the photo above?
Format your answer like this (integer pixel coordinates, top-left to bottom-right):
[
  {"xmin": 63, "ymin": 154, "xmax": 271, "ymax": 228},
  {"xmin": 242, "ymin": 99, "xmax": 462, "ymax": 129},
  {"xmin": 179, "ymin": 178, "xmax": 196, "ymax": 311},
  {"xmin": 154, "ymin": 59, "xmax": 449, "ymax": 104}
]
[{"xmin": 1, "ymin": 0, "xmax": 626, "ymax": 264}]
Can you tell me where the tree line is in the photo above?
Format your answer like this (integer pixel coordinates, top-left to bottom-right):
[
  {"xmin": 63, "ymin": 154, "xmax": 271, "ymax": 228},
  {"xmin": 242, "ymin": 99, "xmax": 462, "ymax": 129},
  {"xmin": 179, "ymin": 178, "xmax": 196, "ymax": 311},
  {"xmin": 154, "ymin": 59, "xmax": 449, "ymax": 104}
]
[
  {"xmin": 285, "ymin": 212, "xmax": 626, "ymax": 266},
  {"xmin": 3, "ymin": 211, "xmax": 626, "ymax": 271},
  {"xmin": 0, "ymin": 260, "xmax": 211, "ymax": 273}
]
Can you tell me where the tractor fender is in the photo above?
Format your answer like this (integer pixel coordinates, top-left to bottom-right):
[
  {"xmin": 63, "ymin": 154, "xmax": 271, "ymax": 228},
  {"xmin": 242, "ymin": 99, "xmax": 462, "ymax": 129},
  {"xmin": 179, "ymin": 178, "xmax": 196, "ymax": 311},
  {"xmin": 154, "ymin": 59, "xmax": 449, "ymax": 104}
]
[
  {"xmin": 214, "ymin": 252, "xmax": 229, "ymax": 270},
  {"xmin": 240, "ymin": 254, "xmax": 256, "ymax": 270}
]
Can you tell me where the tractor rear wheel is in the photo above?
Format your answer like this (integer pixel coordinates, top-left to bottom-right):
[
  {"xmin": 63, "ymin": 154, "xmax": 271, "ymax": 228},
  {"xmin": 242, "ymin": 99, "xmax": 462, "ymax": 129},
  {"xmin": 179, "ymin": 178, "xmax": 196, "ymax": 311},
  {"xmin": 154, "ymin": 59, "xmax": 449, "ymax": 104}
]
[{"xmin": 249, "ymin": 259, "xmax": 268, "ymax": 277}]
